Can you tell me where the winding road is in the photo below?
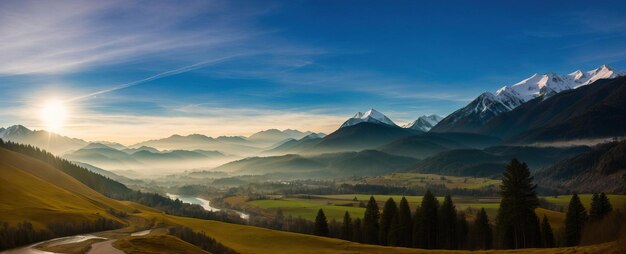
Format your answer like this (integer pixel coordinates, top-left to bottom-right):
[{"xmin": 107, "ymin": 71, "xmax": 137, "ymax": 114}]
[{"xmin": 1, "ymin": 229, "xmax": 152, "ymax": 254}]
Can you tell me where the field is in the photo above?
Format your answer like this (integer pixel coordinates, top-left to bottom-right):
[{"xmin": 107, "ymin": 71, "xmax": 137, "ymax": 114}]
[
  {"xmin": 247, "ymin": 194, "xmax": 502, "ymax": 221},
  {"xmin": 245, "ymin": 193, "xmax": 626, "ymax": 233},
  {"xmin": 341, "ymin": 173, "xmax": 500, "ymax": 190},
  {"xmin": 542, "ymin": 195, "xmax": 626, "ymax": 211}
]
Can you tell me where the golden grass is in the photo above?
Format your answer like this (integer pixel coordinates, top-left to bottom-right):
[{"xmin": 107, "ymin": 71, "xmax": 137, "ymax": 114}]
[
  {"xmin": 114, "ymin": 235, "xmax": 210, "ymax": 254},
  {"xmin": 0, "ymin": 148, "xmax": 129, "ymax": 228}
]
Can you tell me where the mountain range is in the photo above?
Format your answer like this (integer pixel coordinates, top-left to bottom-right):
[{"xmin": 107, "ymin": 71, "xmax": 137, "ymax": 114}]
[
  {"xmin": 432, "ymin": 65, "xmax": 624, "ymax": 133},
  {"xmin": 62, "ymin": 142, "xmax": 230, "ymax": 174},
  {"xmin": 2, "ymin": 64, "xmax": 625, "ymax": 190},
  {"xmin": 0, "ymin": 125, "xmax": 88, "ymax": 154},
  {"xmin": 478, "ymin": 76, "xmax": 626, "ymax": 143},
  {"xmin": 402, "ymin": 114, "xmax": 444, "ymax": 132}
]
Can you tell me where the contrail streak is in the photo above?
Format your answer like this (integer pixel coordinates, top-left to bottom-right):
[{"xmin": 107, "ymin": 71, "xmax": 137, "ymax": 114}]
[{"xmin": 66, "ymin": 55, "xmax": 241, "ymax": 102}]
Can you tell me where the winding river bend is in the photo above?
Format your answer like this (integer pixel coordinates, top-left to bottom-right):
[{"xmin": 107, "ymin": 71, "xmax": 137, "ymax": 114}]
[{"xmin": 166, "ymin": 193, "xmax": 249, "ymax": 220}]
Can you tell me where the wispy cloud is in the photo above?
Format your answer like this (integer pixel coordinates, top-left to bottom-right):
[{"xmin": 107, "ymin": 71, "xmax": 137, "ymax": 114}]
[
  {"xmin": 67, "ymin": 54, "xmax": 245, "ymax": 102},
  {"xmin": 0, "ymin": 1, "xmax": 273, "ymax": 75}
]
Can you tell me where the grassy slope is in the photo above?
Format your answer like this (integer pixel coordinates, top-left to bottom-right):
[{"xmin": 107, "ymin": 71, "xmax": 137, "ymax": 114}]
[
  {"xmin": 0, "ymin": 147, "xmax": 133, "ymax": 228},
  {"xmin": 1, "ymin": 146, "xmax": 624, "ymax": 254},
  {"xmin": 114, "ymin": 235, "xmax": 210, "ymax": 254}
]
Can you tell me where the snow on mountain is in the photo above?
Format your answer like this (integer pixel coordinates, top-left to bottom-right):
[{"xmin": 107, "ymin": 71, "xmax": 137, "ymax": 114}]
[
  {"xmin": 402, "ymin": 114, "xmax": 443, "ymax": 131},
  {"xmin": 340, "ymin": 109, "xmax": 398, "ymax": 128},
  {"xmin": 495, "ymin": 64, "xmax": 622, "ymax": 104},
  {"xmin": 432, "ymin": 65, "xmax": 623, "ymax": 133}
]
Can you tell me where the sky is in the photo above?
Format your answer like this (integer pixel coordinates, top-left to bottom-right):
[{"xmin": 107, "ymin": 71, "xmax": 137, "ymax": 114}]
[{"xmin": 1, "ymin": 0, "xmax": 626, "ymax": 144}]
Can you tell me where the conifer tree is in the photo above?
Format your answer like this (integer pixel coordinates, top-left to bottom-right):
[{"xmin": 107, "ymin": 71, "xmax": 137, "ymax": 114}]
[
  {"xmin": 340, "ymin": 211, "xmax": 352, "ymax": 241},
  {"xmin": 438, "ymin": 194, "xmax": 457, "ymax": 249},
  {"xmin": 352, "ymin": 218, "xmax": 363, "ymax": 243},
  {"xmin": 472, "ymin": 208, "xmax": 492, "ymax": 250},
  {"xmin": 415, "ymin": 190, "xmax": 438, "ymax": 249},
  {"xmin": 495, "ymin": 159, "xmax": 541, "ymax": 249},
  {"xmin": 541, "ymin": 215, "xmax": 555, "ymax": 248},
  {"xmin": 599, "ymin": 193, "xmax": 613, "ymax": 216},
  {"xmin": 363, "ymin": 196, "xmax": 380, "ymax": 244},
  {"xmin": 387, "ymin": 213, "xmax": 401, "ymax": 246},
  {"xmin": 397, "ymin": 197, "xmax": 412, "ymax": 247},
  {"xmin": 412, "ymin": 205, "xmax": 423, "ymax": 248},
  {"xmin": 456, "ymin": 212, "xmax": 469, "ymax": 250},
  {"xmin": 379, "ymin": 198, "xmax": 398, "ymax": 245},
  {"xmin": 314, "ymin": 209, "xmax": 329, "ymax": 236},
  {"xmin": 565, "ymin": 194, "xmax": 588, "ymax": 246},
  {"xmin": 589, "ymin": 193, "xmax": 602, "ymax": 220}
]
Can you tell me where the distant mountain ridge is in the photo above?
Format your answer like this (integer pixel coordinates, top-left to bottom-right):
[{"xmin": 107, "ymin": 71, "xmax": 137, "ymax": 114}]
[
  {"xmin": 64, "ymin": 143, "xmax": 226, "ymax": 172},
  {"xmin": 432, "ymin": 65, "xmax": 624, "ymax": 133},
  {"xmin": 247, "ymin": 129, "xmax": 323, "ymax": 146},
  {"xmin": 340, "ymin": 109, "xmax": 398, "ymax": 128},
  {"xmin": 213, "ymin": 150, "xmax": 418, "ymax": 178},
  {"xmin": 312, "ymin": 122, "xmax": 419, "ymax": 152},
  {"xmin": 402, "ymin": 114, "xmax": 443, "ymax": 132},
  {"xmin": 535, "ymin": 140, "xmax": 626, "ymax": 193},
  {"xmin": 0, "ymin": 125, "xmax": 88, "ymax": 154}
]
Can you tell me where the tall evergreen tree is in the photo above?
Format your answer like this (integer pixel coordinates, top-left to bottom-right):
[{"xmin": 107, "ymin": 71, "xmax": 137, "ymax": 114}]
[
  {"xmin": 314, "ymin": 209, "xmax": 329, "ymax": 236},
  {"xmin": 565, "ymin": 194, "xmax": 588, "ymax": 246},
  {"xmin": 363, "ymin": 196, "xmax": 380, "ymax": 244},
  {"xmin": 456, "ymin": 212, "xmax": 469, "ymax": 250},
  {"xmin": 397, "ymin": 197, "xmax": 412, "ymax": 247},
  {"xmin": 379, "ymin": 198, "xmax": 398, "ymax": 245},
  {"xmin": 415, "ymin": 190, "xmax": 439, "ymax": 249},
  {"xmin": 387, "ymin": 213, "xmax": 401, "ymax": 246},
  {"xmin": 412, "ymin": 205, "xmax": 423, "ymax": 248},
  {"xmin": 438, "ymin": 194, "xmax": 457, "ymax": 249},
  {"xmin": 495, "ymin": 159, "xmax": 541, "ymax": 249},
  {"xmin": 541, "ymin": 215, "xmax": 555, "ymax": 248},
  {"xmin": 472, "ymin": 208, "xmax": 492, "ymax": 250},
  {"xmin": 340, "ymin": 211, "xmax": 352, "ymax": 241},
  {"xmin": 352, "ymin": 218, "xmax": 363, "ymax": 243},
  {"xmin": 589, "ymin": 193, "xmax": 601, "ymax": 220},
  {"xmin": 599, "ymin": 193, "xmax": 613, "ymax": 217}
]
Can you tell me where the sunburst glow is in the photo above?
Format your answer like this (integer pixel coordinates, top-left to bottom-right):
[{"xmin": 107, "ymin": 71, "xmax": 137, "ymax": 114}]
[{"xmin": 40, "ymin": 99, "xmax": 68, "ymax": 132}]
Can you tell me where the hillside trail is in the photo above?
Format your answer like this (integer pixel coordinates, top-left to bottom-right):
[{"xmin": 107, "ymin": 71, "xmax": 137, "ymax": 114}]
[{"xmin": 1, "ymin": 229, "xmax": 153, "ymax": 254}]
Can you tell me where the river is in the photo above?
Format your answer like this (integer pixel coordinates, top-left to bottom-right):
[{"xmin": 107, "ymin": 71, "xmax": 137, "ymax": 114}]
[{"xmin": 166, "ymin": 193, "xmax": 249, "ymax": 220}]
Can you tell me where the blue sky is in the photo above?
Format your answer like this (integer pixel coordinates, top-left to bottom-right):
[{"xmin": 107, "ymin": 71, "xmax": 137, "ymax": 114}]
[{"xmin": 1, "ymin": 0, "xmax": 626, "ymax": 143}]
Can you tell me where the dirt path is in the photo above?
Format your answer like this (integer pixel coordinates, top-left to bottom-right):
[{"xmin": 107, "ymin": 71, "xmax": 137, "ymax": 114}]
[{"xmin": 86, "ymin": 240, "xmax": 124, "ymax": 254}]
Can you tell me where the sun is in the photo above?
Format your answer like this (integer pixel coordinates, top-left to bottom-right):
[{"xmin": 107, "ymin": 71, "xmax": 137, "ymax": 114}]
[{"xmin": 40, "ymin": 99, "xmax": 68, "ymax": 132}]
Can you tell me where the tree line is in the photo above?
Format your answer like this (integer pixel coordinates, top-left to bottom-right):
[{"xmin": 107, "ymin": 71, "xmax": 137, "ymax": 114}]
[{"xmin": 276, "ymin": 159, "xmax": 620, "ymax": 250}]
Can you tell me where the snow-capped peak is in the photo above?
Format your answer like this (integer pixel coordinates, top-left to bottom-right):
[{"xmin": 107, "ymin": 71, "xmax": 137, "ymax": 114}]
[
  {"xmin": 494, "ymin": 64, "xmax": 623, "ymax": 105},
  {"xmin": 340, "ymin": 108, "xmax": 398, "ymax": 128},
  {"xmin": 402, "ymin": 114, "xmax": 443, "ymax": 132}
]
